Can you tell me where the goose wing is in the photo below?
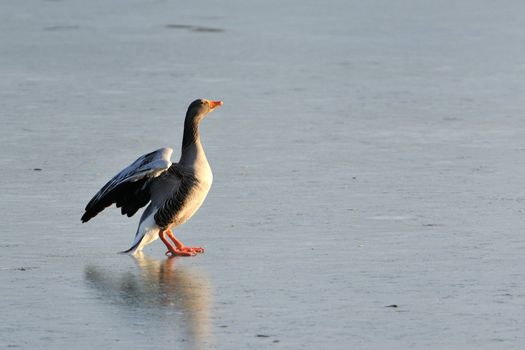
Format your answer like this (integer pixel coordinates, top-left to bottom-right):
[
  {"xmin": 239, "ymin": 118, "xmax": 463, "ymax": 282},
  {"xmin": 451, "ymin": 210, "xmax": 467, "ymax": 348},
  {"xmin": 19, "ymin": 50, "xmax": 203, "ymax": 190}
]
[{"xmin": 81, "ymin": 147, "xmax": 173, "ymax": 223}]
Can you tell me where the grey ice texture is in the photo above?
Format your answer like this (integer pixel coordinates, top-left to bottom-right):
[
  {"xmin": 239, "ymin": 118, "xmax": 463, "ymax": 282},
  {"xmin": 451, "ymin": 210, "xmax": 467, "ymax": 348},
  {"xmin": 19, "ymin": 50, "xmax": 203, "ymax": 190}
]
[{"xmin": 1, "ymin": 0, "xmax": 525, "ymax": 349}]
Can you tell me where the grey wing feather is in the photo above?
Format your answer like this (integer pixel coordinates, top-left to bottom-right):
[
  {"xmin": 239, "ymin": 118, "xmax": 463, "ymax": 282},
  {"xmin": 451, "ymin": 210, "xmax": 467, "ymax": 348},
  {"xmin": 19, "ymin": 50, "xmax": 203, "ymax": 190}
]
[{"xmin": 81, "ymin": 147, "xmax": 173, "ymax": 222}]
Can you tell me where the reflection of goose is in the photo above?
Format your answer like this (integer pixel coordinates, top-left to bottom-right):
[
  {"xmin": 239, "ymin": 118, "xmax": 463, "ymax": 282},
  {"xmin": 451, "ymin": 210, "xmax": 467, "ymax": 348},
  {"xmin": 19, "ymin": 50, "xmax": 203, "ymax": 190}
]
[
  {"xmin": 81, "ymin": 99, "xmax": 223, "ymax": 256},
  {"xmin": 84, "ymin": 253, "xmax": 212, "ymax": 348}
]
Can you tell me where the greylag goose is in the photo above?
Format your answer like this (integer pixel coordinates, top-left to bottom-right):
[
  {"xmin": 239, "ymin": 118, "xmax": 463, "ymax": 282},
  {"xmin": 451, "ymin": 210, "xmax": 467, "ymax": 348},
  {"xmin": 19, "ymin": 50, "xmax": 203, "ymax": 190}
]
[{"xmin": 81, "ymin": 99, "xmax": 222, "ymax": 256}]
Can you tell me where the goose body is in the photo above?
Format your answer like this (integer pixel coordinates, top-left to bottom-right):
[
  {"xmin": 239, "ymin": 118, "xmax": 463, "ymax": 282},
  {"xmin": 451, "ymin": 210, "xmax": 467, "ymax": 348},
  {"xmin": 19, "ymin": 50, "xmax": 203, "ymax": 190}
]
[{"xmin": 81, "ymin": 99, "xmax": 222, "ymax": 256}]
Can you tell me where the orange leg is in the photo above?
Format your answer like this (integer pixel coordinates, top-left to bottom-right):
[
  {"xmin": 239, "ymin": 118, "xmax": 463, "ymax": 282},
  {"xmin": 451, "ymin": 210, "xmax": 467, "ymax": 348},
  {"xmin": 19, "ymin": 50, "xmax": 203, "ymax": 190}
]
[
  {"xmin": 160, "ymin": 229, "xmax": 204, "ymax": 257},
  {"xmin": 159, "ymin": 230, "xmax": 191, "ymax": 257}
]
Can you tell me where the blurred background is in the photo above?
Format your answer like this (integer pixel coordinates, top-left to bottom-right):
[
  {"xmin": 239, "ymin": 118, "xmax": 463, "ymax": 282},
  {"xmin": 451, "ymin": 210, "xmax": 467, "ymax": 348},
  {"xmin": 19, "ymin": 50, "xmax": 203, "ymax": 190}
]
[{"xmin": 1, "ymin": 0, "xmax": 525, "ymax": 349}]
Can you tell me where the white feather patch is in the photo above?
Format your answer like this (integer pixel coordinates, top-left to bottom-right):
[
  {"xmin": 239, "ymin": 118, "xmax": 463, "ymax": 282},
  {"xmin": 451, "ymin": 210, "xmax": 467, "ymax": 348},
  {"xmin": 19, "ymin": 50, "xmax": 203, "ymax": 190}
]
[{"xmin": 128, "ymin": 212, "xmax": 160, "ymax": 254}]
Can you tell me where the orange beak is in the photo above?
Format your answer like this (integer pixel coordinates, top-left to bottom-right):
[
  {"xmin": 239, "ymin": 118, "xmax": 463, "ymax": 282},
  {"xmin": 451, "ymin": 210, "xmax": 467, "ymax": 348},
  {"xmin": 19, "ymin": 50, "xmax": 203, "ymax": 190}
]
[{"xmin": 209, "ymin": 100, "xmax": 223, "ymax": 110}]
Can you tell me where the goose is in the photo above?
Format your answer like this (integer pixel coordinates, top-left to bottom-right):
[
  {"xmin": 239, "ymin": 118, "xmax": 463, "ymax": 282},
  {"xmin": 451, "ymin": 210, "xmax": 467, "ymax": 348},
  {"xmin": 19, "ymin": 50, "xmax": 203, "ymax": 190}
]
[{"xmin": 81, "ymin": 99, "xmax": 222, "ymax": 256}]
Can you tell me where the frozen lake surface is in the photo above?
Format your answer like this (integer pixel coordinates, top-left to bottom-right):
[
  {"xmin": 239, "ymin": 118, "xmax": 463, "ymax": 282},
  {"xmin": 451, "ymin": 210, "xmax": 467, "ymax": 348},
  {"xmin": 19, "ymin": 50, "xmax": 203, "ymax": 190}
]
[{"xmin": 2, "ymin": 0, "xmax": 525, "ymax": 349}]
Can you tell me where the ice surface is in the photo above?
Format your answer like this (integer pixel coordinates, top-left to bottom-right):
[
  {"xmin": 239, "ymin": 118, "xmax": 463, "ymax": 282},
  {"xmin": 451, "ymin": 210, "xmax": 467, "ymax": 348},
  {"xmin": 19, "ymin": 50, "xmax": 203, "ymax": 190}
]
[{"xmin": 2, "ymin": 0, "xmax": 525, "ymax": 349}]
